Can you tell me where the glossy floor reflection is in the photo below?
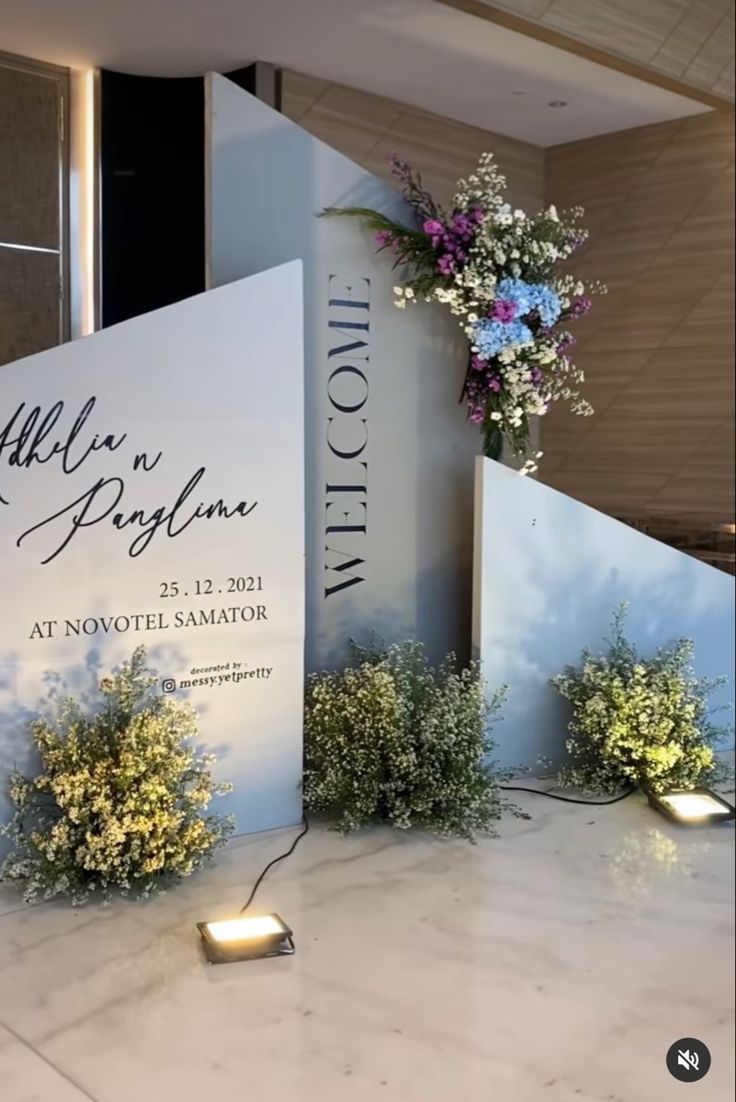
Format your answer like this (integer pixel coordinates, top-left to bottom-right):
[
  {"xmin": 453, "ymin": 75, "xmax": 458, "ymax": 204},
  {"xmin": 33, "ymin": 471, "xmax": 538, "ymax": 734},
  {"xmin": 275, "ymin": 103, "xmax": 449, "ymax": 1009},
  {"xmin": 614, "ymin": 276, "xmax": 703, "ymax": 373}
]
[{"xmin": 0, "ymin": 789, "xmax": 733, "ymax": 1102}]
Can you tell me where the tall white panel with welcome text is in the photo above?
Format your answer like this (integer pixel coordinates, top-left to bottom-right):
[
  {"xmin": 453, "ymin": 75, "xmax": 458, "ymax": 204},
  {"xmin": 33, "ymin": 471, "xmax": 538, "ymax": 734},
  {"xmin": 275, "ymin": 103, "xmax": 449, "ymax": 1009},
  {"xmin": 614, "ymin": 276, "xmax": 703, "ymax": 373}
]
[{"xmin": 206, "ymin": 74, "xmax": 477, "ymax": 671}]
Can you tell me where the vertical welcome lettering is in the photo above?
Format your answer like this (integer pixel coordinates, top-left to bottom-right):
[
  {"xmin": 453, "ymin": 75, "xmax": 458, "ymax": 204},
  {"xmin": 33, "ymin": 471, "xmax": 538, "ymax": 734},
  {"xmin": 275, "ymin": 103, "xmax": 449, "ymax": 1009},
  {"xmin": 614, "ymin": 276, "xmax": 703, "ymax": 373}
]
[{"xmin": 324, "ymin": 276, "xmax": 370, "ymax": 597}]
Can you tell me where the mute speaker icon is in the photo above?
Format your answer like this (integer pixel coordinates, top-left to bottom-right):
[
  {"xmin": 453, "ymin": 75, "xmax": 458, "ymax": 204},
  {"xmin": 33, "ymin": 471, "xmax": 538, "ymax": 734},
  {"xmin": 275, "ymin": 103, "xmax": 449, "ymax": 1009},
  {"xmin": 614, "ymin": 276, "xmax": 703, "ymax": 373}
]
[
  {"xmin": 667, "ymin": 1037, "xmax": 709, "ymax": 1081},
  {"xmin": 677, "ymin": 1049, "xmax": 699, "ymax": 1072}
]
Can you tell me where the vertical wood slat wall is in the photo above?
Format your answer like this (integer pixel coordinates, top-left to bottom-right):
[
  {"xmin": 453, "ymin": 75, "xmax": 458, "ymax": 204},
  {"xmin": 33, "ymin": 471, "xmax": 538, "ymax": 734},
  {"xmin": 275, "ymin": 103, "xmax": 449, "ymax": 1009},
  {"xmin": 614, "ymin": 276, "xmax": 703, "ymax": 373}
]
[{"xmin": 543, "ymin": 110, "xmax": 734, "ymax": 525}]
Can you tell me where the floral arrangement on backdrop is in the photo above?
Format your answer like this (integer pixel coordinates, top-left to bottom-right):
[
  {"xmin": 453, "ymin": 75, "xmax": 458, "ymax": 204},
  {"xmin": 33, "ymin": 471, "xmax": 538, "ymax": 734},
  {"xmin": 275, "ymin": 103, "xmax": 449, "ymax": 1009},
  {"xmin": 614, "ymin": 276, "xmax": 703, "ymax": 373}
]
[
  {"xmin": 324, "ymin": 152, "xmax": 605, "ymax": 468},
  {"xmin": 1, "ymin": 648, "xmax": 233, "ymax": 905}
]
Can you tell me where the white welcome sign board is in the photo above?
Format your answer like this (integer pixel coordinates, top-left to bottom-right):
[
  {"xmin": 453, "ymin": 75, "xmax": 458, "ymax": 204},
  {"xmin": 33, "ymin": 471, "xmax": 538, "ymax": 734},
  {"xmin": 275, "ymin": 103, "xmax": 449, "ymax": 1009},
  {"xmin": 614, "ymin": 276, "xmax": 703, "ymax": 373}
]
[
  {"xmin": 206, "ymin": 75, "xmax": 478, "ymax": 671},
  {"xmin": 0, "ymin": 262, "xmax": 304, "ymax": 837}
]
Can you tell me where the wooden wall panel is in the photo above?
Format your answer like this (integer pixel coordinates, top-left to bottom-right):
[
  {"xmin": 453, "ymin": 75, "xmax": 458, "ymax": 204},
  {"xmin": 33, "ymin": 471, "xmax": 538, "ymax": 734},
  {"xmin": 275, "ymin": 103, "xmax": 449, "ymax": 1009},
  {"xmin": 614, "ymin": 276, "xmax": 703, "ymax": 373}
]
[
  {"xmin": 280, "ymin": 70, "xmax": 545, "ymax": 211},
  {"xmin": 544, "ymin": 110, "xmax": 735, "ymax": 524}
]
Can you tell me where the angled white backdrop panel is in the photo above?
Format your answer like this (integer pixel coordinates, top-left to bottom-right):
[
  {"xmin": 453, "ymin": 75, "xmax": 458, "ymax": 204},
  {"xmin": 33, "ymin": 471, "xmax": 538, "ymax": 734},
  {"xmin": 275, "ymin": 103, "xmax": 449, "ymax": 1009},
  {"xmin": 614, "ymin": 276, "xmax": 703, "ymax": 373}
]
[
  {"xmin": 0, "ymin": 262, "xmax": 305, "ymax": 838},
  {"xmin": 473, "ymin": 458, "xmax": 735, "ymax": 770},
  {"xmin": 206, "ymin": 73, "xmax": 478, "ymax": 671}
]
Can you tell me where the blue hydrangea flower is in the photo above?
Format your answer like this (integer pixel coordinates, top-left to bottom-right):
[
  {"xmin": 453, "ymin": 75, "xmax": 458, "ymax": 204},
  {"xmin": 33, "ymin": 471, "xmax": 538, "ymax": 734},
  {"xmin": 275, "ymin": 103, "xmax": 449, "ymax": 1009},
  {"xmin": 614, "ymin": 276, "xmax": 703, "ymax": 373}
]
[
  {"xmin": 472, "ymin": 317, "xmax": 533, "ymax": 358},
  {"xmin": 496, "ymin": 277, "xmax": 533, "ymax": 315},
  {"xmin": 495, "ymin": 277, "xmax": 562, "ymax": 327},
  {"xmin": 528, "ymin": 284, "xmax": 562, "ymax": 327}
]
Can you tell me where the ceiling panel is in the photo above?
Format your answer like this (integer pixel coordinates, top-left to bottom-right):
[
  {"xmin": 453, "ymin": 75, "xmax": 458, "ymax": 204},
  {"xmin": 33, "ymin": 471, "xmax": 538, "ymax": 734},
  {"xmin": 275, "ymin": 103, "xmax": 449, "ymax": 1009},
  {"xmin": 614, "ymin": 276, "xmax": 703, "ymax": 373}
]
[
  {"xmin": 478, "ymin": 0, "xmax": 735, "ymax": 99},
  {"xmin": 0, "ymin": 0, "xmax": 715, "ymax": 145}
]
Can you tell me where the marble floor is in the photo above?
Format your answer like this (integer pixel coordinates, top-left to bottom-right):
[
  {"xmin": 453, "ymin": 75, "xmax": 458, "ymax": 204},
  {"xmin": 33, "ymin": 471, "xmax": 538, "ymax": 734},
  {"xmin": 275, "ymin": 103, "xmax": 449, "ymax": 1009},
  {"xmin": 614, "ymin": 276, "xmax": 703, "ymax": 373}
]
[{"xmin": 0, "ymin": 788, "xmax": 733, "ymax": 1102}]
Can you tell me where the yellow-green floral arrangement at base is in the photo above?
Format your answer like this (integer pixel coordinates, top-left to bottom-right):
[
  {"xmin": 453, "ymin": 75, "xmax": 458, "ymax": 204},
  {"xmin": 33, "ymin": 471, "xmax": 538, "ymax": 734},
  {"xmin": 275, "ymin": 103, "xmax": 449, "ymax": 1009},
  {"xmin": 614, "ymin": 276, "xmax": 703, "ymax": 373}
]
[
  {"xmin": 304, "ymin": 640, "xmax": 523, "ymax": 840},
  {"xmin": 1, "ymin": 647, "xmax": 233, "ymax": 905},
  {"xmin": 551, "ymin": 604, "xmax": 733, "ymax": 796}
]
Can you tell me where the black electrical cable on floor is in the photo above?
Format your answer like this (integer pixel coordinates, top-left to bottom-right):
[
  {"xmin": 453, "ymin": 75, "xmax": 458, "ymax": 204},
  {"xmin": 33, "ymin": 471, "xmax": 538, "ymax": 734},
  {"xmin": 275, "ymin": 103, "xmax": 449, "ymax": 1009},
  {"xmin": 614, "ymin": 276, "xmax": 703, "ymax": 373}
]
[
  {"xmin": 499, "ymin": 785, "xmax": 637, "ymax": 806},
  {"xmin": 238, "ymin": 784, "xmax": 635, "ymax": 913},
  {"xmin": 240, "ymin": 816, "xmax": 309, "ymax": 915}
]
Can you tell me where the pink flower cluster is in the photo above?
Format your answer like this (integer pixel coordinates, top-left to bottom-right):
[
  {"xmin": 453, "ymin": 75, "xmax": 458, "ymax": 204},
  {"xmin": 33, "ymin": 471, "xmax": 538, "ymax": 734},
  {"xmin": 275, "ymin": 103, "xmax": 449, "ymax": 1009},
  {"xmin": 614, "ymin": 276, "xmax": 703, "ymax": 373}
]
[
  {"xmin": 491, "ymin": 300, "xmax": 518, "ymax": 322},
  {"xmin": 464, "ymin": 353, "xmax": 548, "ymax": 425},
  {"xmin": 466, "ymin": 355, "xmax": 503, "ymax": 422},
  {"xmin": 374, "ymin": 227, "xmax": 409, "ymax": 255},
  {"xmin": 423, "ymin": 208, "xmax": 484, "ymax": 277},
  {"xmin": 568, "ymin": 296, "xmax": 592, "ymax": 319}
]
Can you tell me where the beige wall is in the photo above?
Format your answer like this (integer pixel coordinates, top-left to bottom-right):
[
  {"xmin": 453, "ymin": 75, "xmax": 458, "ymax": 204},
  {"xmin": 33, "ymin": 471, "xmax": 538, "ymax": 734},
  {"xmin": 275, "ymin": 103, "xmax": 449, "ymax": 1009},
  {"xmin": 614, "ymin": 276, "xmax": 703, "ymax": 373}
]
[
  {"xmin": 280, "ymin": 69, "xmax": 545, "ymax": 211},
  {"xmin": 543, "ymin": 109, "xmax": 735, "ymax": 524}
]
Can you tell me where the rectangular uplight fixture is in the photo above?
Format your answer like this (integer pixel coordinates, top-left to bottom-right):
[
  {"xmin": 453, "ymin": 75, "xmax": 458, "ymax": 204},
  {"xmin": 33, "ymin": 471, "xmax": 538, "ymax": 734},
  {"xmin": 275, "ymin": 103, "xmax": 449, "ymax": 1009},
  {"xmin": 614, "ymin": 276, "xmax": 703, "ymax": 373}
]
[
  {"xmin": 648, "ymin": 787, "xmax": 736, "ymax": 826},
  {"xmin": 197, "ymin": 913, "xmax": 294, "ymax": 964}
]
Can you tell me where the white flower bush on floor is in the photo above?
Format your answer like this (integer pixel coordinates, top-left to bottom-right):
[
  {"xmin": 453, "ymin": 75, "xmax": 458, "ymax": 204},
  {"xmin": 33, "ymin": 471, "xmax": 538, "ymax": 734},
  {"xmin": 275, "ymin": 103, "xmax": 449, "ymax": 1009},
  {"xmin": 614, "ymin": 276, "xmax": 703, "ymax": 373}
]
[
  {"xmin": 304, "ymin": 641, "xmax": 520, "ymax": 840},
  {"xmin": 551, "ymin": 604, "xmax": 733, "ymax": 795},
  {"xmin": 1, "ymin": 647, "xmax": 233, "ymax": 905}
]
